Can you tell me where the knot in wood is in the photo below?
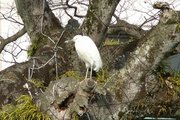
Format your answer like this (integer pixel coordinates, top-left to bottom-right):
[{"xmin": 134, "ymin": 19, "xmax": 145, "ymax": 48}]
[{"xmin": 80, "ymin": 78, "xmax": 96, "ymax": 92}]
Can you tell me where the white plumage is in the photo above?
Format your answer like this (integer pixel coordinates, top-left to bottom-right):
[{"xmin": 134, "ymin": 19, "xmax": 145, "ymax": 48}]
[{"xmin": 71, "ymin": 35, "xmax": 102, "ymax": 79}]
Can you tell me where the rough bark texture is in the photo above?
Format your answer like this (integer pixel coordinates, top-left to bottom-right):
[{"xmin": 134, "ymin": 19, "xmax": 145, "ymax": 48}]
[
  {"xmin": 111, "ymin": 8, "xmax": 180, "ymax": 119},
  {"xmin": 81, "ymin": 0, "xmax": 120, "ymax": 46},
  {"xmin": 107, "ymin": 19, "xmax": 146, "ymax": 41},
  {"xmin": 40, "ymin": 78, "xmax": 119, "ymax": 120}
]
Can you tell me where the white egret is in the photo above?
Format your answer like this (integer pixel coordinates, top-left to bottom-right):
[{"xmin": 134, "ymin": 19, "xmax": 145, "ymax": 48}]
[{"xmin": 66, "ymin": 35, "xmax": 102, "ymax": 79}]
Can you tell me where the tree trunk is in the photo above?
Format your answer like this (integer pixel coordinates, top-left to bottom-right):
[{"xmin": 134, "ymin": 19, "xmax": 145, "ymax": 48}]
[
  {"xmin": 112, "ymin": 8, "xmax": 180, "ymax": 119},
  {"xmin": 81, "ymin": 0, "xmax": 120, "ymax": 46}
]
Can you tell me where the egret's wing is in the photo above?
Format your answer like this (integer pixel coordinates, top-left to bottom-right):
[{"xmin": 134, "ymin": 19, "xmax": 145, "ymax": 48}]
[{"xmin": 75, "ymin": 36, "xmax": 102, "ymax": 71}]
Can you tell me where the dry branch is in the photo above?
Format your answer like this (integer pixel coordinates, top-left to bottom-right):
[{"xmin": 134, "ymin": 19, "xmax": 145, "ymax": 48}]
[{"xmin": 0, "ymin": 27, "xmax": 26, "ymax": 52}]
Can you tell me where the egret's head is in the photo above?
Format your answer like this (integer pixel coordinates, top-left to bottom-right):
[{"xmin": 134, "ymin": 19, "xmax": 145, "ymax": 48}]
[
  {"xmin": 72, "ymin": 35, "xmax": 82, "ymax": 42},
  {"xmin": 65, "ymin": 35, "xmax": 82, "ymax": 43}
]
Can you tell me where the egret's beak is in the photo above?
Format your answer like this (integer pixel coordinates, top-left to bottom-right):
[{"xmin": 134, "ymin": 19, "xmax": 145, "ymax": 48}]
[
  {"xmin": 65, "ymin": 40, "xmax": 69, "ymax": 43},
  {"xmin": 65, "ymin": 39, "xmax": 73, "ymax": 43}
]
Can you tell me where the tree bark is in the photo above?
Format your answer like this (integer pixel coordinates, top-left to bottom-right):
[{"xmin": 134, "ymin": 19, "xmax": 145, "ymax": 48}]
[
  {"xmin": 111, "ymin": 8, "xmax": 180, "ymax": 119},
  {"xmin": 107, "ymin": 19, "xmax": 146, "ymax": 41},
  {"xmin": 81, "ymin": 0, "xmax": 120, "ymax": 46}
]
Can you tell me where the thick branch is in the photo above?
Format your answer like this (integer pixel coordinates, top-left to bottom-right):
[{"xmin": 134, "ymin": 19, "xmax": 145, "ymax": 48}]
[
  {"xmin": 112, "ymin": 5, "xmax": 180, "ymax": 118},
  {"xmin": 107, "ymin": 19, "xmax": 146, "ymax": 40},
  {"xmin": 81, "ymin": 0, "xmax": 120, "ymax": 46},
  {"xmin": 0, "ymin": 27, "xmax": 26, "ymax": 52}
]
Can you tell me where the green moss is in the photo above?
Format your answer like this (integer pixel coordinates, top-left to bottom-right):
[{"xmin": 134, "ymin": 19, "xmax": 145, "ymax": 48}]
[
  {"xmin": 27, "ymin": 33, "xmax": 48, "ymax": 57},
  {"xmin": 168, "ymin": 73, "xmax": 180, "ymax": 93},
  {"xmin": 175, "ymin": 23, "xmax": 180, "ymax": 33},
  {"xmin": 0, "ymin": 95, "xmax": 50, "ymax": 120},
  {"xmin": 72, "ymin": 112, "xmax": 79, "ymax": 120},
  {"xmin": 85, "ymin": 0, "xmax": 101, "ymax": 35},
  {"xmin": 103, "ymin": 39, "xmax": 120, "ymax": 45},
  {"xmin": 85, "ymin": 6, "xmax": 95, "ymax": 35},
  {"xmin": 29, "ymin": 79, "xmax": 46, "ymax": 89},
  {"xmin": 156, "ymin": 70, "xmax": 180, "ymax": 94},
  {"xmin": 61, "ymin": 70, "xmax": 83, "ymax": 81},
  {"xmin": 27, "ymin": 39, "xmax": 39, "ymax": 56},
  {"xmin": 96, "ymin": 68, "xmax": 108, "ymax": 84}
]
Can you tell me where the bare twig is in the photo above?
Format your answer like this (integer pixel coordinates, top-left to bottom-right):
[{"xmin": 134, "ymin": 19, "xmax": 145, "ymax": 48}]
[
  {"xmin": 64, "ymin": 9, "xmax": 73, "ymax": 19},
  {"xmin": 28, "ymin": 29, "xmax": 65, "ymax": 80},
  {"xmin": 0, "ymin": 27, "xmax": 26, "ymax": 53},
  {"xmin": 40, "ymin": 0, "xmax": 55, "ymax": 44},
  {"xmin": 65, "ymin": 0, "xmax": 85, "ymax": 18},
  {"xmin": 0, "ymin": 10, "xmax": 24, "ymax": 25}
]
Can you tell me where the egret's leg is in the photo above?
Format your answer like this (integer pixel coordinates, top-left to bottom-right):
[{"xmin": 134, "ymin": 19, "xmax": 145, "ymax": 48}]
[
  {"xmin": 85, "ymin": 68, "xmax": 89, "ymax": 79},
  {"xmin": 90, "ymin": 66, "xmax": 93, "ymax": 79}
]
